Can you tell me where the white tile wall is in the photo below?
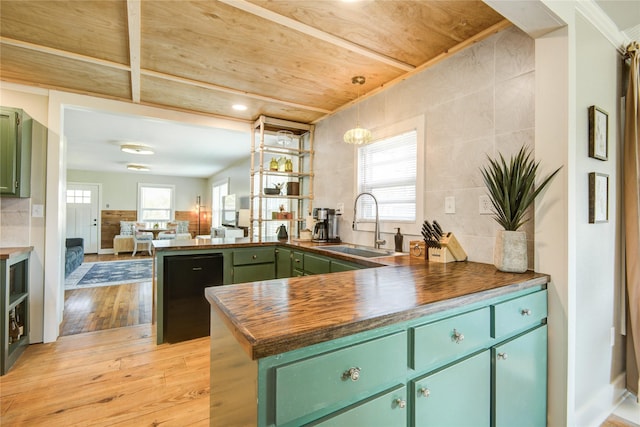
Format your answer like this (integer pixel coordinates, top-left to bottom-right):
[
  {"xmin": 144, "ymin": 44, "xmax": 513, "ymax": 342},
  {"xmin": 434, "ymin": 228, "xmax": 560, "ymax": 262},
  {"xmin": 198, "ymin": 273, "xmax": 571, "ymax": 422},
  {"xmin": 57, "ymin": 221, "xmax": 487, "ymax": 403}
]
[{"xmin": 314, "ymin": 26, "xmax": 536, "ymax": 266}]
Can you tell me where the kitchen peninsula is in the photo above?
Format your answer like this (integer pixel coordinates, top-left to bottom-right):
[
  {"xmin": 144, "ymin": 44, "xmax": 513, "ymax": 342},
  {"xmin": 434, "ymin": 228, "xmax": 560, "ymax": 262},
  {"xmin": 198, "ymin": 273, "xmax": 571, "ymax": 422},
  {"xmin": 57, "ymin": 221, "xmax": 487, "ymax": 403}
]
[{"xmin": 155, "ymin": 238, "xmax": 549, "ymax": 426}]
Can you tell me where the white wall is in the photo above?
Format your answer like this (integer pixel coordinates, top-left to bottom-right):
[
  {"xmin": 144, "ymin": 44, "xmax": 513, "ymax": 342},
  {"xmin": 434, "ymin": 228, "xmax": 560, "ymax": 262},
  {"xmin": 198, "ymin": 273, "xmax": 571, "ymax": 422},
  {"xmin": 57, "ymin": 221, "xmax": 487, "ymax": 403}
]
[
  {"xmin": 67, "ymin": 169, "xmax": 209, "ymax": 211},
  {"xmin": 208, "ymin": 156, "xmax": 251, "ymax": 203},
  {"xmin": 573, "ymin": 12, "xmax": 626, "ymax": 425}
]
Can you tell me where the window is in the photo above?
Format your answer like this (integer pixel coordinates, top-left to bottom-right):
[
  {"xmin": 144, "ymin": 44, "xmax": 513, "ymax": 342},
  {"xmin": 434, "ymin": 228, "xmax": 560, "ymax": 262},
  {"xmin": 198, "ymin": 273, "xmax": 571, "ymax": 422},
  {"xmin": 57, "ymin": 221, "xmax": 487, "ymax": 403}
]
[
  {"xmin": 137, "ymin": 184, "xmax": 174, "ymax": 226},
  {"xmin": 356, "ymin": 116, "xmax": 423, "ymax": 227},
  {"xmin": 66, "ymin": 189, "xmax": 91, "ymax": 204},
  {"xmin": 211, "ymin": 180, "xmax": 229, "ymax": 228}
]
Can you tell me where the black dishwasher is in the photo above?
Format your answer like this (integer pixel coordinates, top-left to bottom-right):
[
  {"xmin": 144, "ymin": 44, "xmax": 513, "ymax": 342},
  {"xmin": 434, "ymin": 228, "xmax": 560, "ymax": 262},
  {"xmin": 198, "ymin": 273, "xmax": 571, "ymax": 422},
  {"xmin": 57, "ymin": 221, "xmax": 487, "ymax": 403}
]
[{"xmin": 164, "ymin": 253, "xmax": 223, "ymax": 343}]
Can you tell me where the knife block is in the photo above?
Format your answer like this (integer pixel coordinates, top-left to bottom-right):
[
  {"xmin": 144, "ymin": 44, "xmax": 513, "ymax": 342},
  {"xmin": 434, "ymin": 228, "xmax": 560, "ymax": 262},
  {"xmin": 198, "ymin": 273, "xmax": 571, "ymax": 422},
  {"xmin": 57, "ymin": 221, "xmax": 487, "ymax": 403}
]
[{"xmin": 428, "ymin": 246, "xmax": 456, "ymax": 263}]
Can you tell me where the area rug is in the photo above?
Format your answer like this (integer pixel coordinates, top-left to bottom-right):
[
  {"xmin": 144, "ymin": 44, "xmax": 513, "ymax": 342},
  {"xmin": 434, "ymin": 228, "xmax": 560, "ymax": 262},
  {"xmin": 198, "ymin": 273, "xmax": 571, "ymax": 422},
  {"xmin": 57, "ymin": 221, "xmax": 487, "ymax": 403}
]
[{"xmin": 65, "ymin": 259, "xmax": 152, "ymax": 289}]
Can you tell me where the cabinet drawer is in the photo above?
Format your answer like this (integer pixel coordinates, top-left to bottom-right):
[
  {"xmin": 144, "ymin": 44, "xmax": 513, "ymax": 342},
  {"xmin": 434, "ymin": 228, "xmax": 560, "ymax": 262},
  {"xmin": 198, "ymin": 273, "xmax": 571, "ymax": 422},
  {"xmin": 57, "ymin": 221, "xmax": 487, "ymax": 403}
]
[
  {"xmin": 491, "ymin": 290, "xmax": 547, "ymax": 339},
  {"xmin": 303, "ymin": 253, "xmax": 331, "ymax": 275},
  {"xmin": 411, "ymin": 307, "xmax": 490, "ymax": 372},
  {"xmin": 233, "ymin": 248, "xmax": 275, "ymax": 266},
  {"xmin": 275, "ymin": 331, "xmax": 407, "ymax": 425},
  {"xmin": 308, "ymin": 384, "xmax": 407, "ymax": 427},
  {"xmin": 412, "ymin": 351, "xmax": 490, "ymax": 427},
  {"xmin": 233, "ymin": 263, "xmax": 275, "ymax": 284}
]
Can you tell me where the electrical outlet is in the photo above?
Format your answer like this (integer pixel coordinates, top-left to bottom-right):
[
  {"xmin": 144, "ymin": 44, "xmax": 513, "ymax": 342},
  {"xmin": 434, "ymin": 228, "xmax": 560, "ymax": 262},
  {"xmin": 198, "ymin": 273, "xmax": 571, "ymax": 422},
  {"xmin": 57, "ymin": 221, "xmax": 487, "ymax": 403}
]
[
  {"xmin": 479, "ymin": 195, "xmax": 493, "ymax": 215},
  {"xmin": 444, "ymin": 196, "xmax": 455, "ymax": 214},
  {"xmin": 336, "ymin": 203, "xmax": 344, "ymax": 215}
]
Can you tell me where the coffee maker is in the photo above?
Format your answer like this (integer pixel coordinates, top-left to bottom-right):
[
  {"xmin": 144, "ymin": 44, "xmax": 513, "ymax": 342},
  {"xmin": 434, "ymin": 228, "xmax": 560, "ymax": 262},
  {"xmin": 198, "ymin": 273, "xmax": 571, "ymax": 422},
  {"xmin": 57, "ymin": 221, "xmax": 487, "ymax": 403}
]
[{"xmin": 312, "ymin": 208, "xmax": 341, "ymax": 243}]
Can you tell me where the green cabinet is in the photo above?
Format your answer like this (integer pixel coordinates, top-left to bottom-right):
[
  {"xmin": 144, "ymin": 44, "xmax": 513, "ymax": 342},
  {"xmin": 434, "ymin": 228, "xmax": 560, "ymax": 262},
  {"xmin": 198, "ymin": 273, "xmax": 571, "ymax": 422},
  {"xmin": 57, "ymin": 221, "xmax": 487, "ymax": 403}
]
[
  {"xmin": 492, "ymin": 325, "xmax": 547, "ymax": 427},
  {"xmin": 1, "ymin": 250, "xmax": 31, "ymax": 375},
  {"xmin": 303, "ymin": 253, "xmax": 331, "ymax": 275},
  {"xmin": 276, "ymin": 248, "xmax": 292, "ymax": 278},
  {"xmin": 1, "ymin": 107, "xmax": 32, "ymax": 197},
  {"xmin": 329, "ymin": 259, "xmax": 362, "ymax": 272},
  {"xmin": 232, "ymin": 247, "xmax": 276, "ymax": 283},
  {"xmin": 237, "ymin": 287, "xmax": 549, "ymax": 426},
  {"xmin": 413, "ymin": 351, "xmax": 490, "ymax": 427}
]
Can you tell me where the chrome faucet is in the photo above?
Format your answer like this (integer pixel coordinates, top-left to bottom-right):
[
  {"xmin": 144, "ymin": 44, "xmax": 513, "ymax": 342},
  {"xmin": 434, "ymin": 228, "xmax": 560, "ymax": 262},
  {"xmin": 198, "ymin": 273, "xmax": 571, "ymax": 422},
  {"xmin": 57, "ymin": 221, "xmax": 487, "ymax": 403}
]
[{"xmin": 353, "ymin": 192, "xmax": 386, "ymax": 249}]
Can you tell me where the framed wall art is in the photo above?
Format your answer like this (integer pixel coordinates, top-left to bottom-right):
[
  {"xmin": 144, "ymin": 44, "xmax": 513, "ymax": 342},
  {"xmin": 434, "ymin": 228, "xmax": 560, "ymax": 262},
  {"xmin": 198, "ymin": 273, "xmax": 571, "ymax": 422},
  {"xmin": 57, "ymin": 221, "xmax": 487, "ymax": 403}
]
[
  {"xmin": 588, "ymin": 105, "xmax": 608, "ymax": 161},
  {"xmin": 589, "ymin": 172, "xmax": 609, "ymax": 223}
]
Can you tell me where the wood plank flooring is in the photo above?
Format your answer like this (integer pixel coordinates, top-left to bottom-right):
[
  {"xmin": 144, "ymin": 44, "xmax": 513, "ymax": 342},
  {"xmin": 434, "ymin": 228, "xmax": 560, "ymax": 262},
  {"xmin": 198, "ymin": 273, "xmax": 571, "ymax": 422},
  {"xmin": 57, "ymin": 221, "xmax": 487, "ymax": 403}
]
[{"xmin": 0, "ymin": 324, "xmax": 210, "ymax": 426}]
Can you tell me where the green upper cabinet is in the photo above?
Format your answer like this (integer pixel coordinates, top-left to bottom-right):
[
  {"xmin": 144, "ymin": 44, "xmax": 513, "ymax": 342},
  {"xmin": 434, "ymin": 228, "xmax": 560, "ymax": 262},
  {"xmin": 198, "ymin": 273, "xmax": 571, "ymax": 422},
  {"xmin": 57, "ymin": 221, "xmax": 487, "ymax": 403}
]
[{"xmin": 0, "ymin": 107, "xmax": 32, "ymax": 197}]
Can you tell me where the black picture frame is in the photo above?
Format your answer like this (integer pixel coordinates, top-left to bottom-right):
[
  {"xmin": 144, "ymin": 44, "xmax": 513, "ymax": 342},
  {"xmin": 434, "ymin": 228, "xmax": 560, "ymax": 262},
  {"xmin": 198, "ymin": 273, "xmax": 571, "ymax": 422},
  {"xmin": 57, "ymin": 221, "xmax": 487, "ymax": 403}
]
[
  {"xmin": 588, "ymin": 105, "xmax": 608, "ymax": 161},
  {"xmin": 589, "ymin": 172, "xmax": 609, "ymax": 223}
]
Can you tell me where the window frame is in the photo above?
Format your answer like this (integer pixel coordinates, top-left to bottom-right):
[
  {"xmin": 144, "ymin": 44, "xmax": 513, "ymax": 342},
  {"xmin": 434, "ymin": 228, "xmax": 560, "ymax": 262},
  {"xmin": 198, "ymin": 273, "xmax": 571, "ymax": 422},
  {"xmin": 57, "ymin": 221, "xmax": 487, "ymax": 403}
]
[
  {"xmin": 137, "ymin": 183, "xmax": 175, "ymax": 226},
  {"xmin": 353, "ymin": 116, "xmax": 425, "ymax": 233}
]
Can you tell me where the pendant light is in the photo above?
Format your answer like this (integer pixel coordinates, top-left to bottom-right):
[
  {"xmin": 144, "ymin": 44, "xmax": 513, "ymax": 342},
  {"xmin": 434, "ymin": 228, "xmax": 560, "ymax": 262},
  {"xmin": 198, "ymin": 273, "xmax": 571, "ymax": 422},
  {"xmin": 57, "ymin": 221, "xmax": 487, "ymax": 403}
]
[{"xmin": 343, "ymin": 76, "xmax": 372, "ymax": 145}]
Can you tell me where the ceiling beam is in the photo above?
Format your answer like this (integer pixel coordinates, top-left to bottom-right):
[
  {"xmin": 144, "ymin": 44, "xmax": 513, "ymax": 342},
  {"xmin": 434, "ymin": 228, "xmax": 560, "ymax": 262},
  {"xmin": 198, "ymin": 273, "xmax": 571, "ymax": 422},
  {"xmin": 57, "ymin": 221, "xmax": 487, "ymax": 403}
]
[
  {"xmin": 0, "ymin": 36, "xmax": 131, "ymax": 71},
  {"xmin": 220, "ymin": 0, "xmax": 416, "ymax": 72},
  {"xmin": 141, "ymin": 69, "xmax": 332, "ymax": 114},
  {"xmin": 126, "ymin": 0, "xmax": 142, "ymax": 103}
]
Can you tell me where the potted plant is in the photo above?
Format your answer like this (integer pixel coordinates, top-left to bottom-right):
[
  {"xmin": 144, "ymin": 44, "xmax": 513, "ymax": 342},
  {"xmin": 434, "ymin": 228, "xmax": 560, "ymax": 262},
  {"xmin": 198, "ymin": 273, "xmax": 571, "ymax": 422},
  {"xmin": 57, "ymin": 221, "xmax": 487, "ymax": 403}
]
[{"xmin": 480, "ymin": 146, "xmax": 561, "ymax": 272}]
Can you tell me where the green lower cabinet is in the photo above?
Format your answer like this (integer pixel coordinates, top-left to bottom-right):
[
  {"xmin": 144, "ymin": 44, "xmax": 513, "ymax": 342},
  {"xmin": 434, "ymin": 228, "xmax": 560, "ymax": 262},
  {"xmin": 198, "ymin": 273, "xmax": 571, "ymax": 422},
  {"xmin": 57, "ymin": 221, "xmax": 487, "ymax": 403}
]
[
  {"xmin": 233, "ymin": 263, "xmax": 275, "ymax": 283},
  {"xmin": 309, "ymin": 385, "xmax": 407, "ymax": 427},
  {"xmin": 303, "ymin": 253, "xmax": 331, "ymax": 275},
  {"xmin": 330, "ymin": 259, "xmax": 361, "ymax": 273},
  {"xmin": 276, "ymin": 248, "xmax": 292, "ymax": 278},
  {"xmin": 492, "ymin": 325, "xmax": 547, "ymax": 427},
  {"xmin": 413, "ymin": 351, "xmax": 490, "ymax": 427}
]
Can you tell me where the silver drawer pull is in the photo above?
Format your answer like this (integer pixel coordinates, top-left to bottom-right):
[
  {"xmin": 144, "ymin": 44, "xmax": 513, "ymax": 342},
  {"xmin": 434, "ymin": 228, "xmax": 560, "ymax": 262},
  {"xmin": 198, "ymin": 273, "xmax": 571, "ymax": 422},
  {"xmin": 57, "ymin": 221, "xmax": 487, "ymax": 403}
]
[
  {"xmin": 418, "ymin": 387, "xmax": 431, "ymax": 398},
  {"xmin": 521, "ymin": 308, "xmax": 532, "ymax": 316},
  {"xmin": 192, "ymin": 267, "xmax": 203, "ymax": 271},
  {"xmin": 342, "ymin": 367, "xmax": 361, "ymax": 381},
  {"xmin": 452, "ymin": 329, "xmax": 464, "ymax": 343},
  {"xmin": 252, "ymin": 255, "xmax": 257, "ymax": 259},
  {"xmin": 497, "ymin": 352, "xmax": 508, "ymax": 360},
  {"xmin": 395, "ymin": 398, "xmax": 406, "ymax": 409}
]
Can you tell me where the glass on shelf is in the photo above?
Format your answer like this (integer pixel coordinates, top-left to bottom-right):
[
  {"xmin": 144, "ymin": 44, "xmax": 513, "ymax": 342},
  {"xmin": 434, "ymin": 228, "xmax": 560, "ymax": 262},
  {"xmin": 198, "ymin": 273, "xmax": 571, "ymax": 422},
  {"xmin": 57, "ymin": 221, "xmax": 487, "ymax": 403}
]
[{"xmin": 277, "ymin": 130, "xmax": 293, "ymax": 146}]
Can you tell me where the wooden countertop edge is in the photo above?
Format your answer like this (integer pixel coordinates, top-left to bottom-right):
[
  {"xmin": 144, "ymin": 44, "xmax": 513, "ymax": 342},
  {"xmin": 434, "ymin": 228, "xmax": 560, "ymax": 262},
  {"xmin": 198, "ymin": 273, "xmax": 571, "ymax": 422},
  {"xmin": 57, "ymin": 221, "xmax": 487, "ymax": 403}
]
[
  {"xmin": 207, "ymin": 274, "xmax": 549, "ymax": 360},
  {"xmin": 0, "ymin": 246, "xmax": 34, "ymax": 260}
]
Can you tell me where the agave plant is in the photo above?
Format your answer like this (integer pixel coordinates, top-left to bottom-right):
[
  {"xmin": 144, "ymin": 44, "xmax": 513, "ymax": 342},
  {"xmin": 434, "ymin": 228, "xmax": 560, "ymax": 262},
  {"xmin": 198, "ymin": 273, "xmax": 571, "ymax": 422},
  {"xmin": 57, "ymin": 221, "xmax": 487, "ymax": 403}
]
[{"xmin": 480, "ymin": 146, "xmax": 561, "ymax": 231}]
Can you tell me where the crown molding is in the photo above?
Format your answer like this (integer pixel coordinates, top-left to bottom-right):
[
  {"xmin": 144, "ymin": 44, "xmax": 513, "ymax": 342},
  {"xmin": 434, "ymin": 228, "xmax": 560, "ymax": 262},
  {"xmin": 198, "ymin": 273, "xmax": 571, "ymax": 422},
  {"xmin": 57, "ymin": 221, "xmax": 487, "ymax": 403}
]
[{"xmin": 576, "ymin": 0, "xmax": 630, "ymax": 54}]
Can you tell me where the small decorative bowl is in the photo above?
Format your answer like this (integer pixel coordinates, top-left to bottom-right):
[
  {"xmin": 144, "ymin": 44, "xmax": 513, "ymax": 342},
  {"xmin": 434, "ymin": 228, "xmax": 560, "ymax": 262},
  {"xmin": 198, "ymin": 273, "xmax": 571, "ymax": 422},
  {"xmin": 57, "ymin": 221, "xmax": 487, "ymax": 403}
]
[{"xmin": 264, "ymin": 188, "xmax": 280, "ymax": 195}]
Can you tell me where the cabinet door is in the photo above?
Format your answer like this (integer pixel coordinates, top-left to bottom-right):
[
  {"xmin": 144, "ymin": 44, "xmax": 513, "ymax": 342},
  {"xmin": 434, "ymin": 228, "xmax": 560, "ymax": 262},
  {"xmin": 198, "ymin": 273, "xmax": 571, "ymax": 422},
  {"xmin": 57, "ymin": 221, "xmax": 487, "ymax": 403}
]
[
  {"xmin": 276, "ymin": 248, "xmax": 292, "ymax": 278},
  {"xmin": 413, "ymin": 351, "xmax": 490, "ymax": 427},
  {"xmin": 330, "ymin": 259, "xmax": 361, "ymax": 272},
  {"xmin": 309, "ymin": 385, "xmax": 407, "ymax": 427},
  {"xmin": 303, "ymin": 253, "xmax": 331, "ymax": 275},
  {"xmin": 492, "ymin": 325, "xmax": 547, "ymax": 427},
  {"xmin": 0, "ymin": 108, "xmax": 18, "ymax": 195}
]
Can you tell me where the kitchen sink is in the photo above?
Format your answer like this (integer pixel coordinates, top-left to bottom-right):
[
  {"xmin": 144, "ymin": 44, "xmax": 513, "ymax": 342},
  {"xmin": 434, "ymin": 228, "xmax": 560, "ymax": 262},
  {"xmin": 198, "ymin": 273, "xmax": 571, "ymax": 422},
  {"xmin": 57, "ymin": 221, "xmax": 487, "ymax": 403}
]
[{"xmin": 317, "ymin": 245, "xmax": 398, "ymax": 258}]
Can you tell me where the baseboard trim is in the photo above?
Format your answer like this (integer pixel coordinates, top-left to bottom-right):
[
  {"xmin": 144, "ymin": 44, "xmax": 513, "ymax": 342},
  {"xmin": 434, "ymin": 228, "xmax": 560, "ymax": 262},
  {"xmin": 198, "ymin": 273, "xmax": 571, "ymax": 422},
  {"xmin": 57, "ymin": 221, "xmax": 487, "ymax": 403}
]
[{"xmin": 575, "ymin": 372, "xmax": 628, "ymax": 427}]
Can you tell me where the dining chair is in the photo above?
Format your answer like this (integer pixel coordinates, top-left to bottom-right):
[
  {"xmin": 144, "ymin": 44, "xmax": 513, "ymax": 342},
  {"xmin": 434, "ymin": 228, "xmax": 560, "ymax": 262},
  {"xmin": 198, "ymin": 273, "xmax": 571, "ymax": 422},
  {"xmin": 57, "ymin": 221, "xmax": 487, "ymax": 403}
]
[{"xmin": 132, "ymin": 223, "xmax": 153, "ymax": 256}]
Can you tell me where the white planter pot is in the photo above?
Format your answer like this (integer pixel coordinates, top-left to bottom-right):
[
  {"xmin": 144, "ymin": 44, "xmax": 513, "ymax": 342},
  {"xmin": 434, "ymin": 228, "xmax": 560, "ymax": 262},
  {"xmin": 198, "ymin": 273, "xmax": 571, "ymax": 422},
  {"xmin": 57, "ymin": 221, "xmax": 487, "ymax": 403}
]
[{"xmin": 494, "ymin": 230, "xmax": 528, "ymax": 273}]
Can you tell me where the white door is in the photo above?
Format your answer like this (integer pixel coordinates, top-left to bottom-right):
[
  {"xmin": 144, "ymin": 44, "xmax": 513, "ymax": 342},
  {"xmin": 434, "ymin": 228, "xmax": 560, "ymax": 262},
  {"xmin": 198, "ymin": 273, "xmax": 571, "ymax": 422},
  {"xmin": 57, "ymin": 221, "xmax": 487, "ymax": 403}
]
[{"xmin": 66, "ymin": 183, "xmax": 100, "ymax": 254}]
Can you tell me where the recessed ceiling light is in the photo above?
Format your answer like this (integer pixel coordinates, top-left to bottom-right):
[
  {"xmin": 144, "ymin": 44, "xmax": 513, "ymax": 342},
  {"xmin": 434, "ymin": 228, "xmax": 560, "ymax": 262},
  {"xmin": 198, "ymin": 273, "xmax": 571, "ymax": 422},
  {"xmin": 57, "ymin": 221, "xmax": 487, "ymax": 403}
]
[
  {"xmin": 127, "ymin": 163, "xmax": 150, "ymax": 171},
  {"xmin": 121, "ymin": 143, "xmax": 154, "ymax": 155},
  {"xmin": 232, "ymin": 104, "xmax": 248, "ymax": 111}
]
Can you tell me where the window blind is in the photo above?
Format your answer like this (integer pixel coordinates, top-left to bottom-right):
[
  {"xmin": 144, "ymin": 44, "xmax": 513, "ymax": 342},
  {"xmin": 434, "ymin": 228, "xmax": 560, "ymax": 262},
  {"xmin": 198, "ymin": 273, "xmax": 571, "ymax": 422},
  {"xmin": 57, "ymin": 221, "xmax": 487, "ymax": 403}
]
[{"xmin": 357, "ymin": 130, "xmax": 417, "ymax": 221}]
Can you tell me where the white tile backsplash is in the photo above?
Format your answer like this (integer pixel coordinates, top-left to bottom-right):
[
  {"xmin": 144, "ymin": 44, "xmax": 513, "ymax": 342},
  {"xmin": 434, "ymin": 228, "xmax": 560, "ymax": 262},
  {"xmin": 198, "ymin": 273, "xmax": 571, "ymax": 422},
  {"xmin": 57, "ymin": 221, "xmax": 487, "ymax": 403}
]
[{"xmin": 306, "ymin": 26, "xmax": 536, "ymax": 264}]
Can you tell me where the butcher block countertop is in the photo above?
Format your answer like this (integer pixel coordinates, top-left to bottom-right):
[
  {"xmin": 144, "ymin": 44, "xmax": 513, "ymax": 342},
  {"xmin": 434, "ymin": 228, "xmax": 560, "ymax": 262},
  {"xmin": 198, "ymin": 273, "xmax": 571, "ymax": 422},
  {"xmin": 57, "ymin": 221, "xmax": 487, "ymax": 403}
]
[
  {"xmin": 0, "ymin": 247, "xmax": 33, "ymax": 260},
  {"xmin": 197, "ymin": 238, "xmax": 549, "ymax": 360}
]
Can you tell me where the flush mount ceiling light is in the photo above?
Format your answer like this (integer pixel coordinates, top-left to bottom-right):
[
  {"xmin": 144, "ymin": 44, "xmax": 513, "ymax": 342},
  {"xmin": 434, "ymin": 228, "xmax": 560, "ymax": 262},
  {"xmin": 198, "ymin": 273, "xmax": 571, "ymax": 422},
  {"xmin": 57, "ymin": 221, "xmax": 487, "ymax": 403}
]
[
  {"xmin": 126, "ymin": 163, "xmax": 150, "ymax": 171},
  {"xmin": 232, "ymin": 104, "xmax": 248, "ymax": 111},
  {"xmin": 121, "ymin": 143, "xmax": 154, "ymax": 155},
  {"xmin": 343, "ymin": 76, "xmax": 372, "ymax": 145}
]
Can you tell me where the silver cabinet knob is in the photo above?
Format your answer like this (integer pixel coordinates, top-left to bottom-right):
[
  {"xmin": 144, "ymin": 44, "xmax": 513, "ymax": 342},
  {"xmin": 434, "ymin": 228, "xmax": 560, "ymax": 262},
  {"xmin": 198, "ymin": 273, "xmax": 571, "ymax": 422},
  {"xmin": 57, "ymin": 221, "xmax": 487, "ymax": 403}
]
[
  {"xmin": 252, "ymin": 255, "xmax": 257, "ymax": 259},
  {"xmin": 395, "ymin": 398, "xmax": 406, "ymax": 409},
  {"xmin": 452, "ymin": 329, "xmax": 464, "ymax": 343},
  {"xmin": 342, "ymin": 367, "xmax": 361, "ymax": 381},
  {"xmin": 521, "ymin": 308, "xmax": 532, "ymax": 316},
  {"xmin": 497, "ymin": 352, "xmax": 508, "ymax": 360},
  {"xmin": 418, "ymin": 387, "xmax": 431, "ymax": 398}
]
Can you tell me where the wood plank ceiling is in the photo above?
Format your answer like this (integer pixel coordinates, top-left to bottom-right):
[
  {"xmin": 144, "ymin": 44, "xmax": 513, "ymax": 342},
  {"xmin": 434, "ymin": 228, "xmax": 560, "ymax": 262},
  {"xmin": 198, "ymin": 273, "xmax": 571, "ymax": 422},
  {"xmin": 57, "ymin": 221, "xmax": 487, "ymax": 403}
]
[{"xmin": 0, "ymin": 0, "xmax": 509, "ymax": 124}]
